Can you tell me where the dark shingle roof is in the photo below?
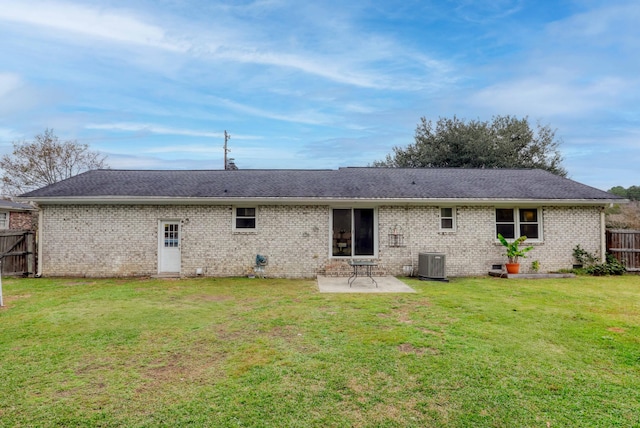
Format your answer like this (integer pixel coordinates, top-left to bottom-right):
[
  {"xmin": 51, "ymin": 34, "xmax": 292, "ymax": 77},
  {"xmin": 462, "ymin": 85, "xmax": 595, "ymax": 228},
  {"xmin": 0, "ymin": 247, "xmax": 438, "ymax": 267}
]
[
  {"xmin": 0, "ymin": 200, "xmax": 35, "ymax": 210},
  {"xmin": 20, "ymin": 168, "xmax": 621, "ymax": 202}
]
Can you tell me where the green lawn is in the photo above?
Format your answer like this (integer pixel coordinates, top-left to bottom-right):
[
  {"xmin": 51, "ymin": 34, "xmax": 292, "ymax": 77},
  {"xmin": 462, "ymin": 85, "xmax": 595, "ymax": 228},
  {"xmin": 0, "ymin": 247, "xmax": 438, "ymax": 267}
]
[{"xmin": 1, "ymin": 275, "xmax": 639, "ymax": 427}]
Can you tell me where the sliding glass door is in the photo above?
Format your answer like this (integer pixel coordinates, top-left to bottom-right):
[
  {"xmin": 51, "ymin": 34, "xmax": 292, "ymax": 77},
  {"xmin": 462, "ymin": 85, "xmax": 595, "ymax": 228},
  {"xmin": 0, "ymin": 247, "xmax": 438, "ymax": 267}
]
[{"xmin": 332, "ymin": 208, "xmax": 375, "ymax": 257}]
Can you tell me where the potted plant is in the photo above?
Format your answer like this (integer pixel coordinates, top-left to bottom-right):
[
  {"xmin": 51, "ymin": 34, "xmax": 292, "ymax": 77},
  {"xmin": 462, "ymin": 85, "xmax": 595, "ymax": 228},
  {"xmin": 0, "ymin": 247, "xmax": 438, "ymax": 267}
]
[{"xmin": 497, "ymin": 233, "xmax": 533, "ymax": 274}]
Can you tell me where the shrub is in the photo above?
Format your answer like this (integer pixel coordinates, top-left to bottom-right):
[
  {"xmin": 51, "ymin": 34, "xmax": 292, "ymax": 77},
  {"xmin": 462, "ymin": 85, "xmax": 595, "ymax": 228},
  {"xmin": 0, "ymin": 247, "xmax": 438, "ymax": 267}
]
[
  {"xmin": 573, "ymin": 244, "xmax": 598, "ymax": 266},
  {"xmin": 584, "ymin": 254, "xmax": 626, "ymax": 276},
  {"xmin": 572, "ymin": 245, "xmax": 625, "ymax": 276}
]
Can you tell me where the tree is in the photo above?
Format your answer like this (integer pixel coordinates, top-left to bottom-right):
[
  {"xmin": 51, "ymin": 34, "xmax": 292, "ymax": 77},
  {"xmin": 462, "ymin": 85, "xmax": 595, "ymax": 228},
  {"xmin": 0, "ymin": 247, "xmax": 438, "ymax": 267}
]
[
  {"xmin": 608, "ymin": 186, "xmax": 628, "ymax": 198},
  {"xmin": 627, "ymin": 186, "xmax": 640, "ymax": 201},
  {"xmin": 607, "ymin": 185, "xmax": 640, "ymax": 201},
  {"xmin": 606, "ymin": 201, "xmax": 640, "ymax": 229},
  {"xmin": 606, "ymin": 185, "xmax": 640, "ymax": 230},
  {"xmin": 373, "ymin": 115, "xmax": 567, "ymax": 176},
  {"xmin": 0, "ymin": 129, "xmax": 108, "ymax": 195}
]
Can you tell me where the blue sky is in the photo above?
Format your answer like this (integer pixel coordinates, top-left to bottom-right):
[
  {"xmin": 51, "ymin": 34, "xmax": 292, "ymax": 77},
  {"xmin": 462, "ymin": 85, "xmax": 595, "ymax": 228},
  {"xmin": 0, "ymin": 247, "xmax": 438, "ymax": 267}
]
[{"xmin": 0, "ymin": 0, "xmax": 638, "ymax": 191}]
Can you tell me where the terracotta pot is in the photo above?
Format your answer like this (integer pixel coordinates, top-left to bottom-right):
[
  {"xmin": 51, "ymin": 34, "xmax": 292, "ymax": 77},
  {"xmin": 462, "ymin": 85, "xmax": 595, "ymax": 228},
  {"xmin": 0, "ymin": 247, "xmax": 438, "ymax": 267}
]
[{"xmin": 505, "ymin": 263, "xmax": 520, "ymax": 274}]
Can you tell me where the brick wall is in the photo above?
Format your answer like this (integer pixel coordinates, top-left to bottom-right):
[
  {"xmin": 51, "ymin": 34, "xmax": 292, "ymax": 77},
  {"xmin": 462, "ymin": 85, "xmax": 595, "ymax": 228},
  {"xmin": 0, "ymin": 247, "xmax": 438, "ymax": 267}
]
[
  {"xmin": 9, "ymin": 211, "xmax": 36, "ymax": 230},
  {"xmin": 378, "ymin": 205, "xmax": 603, "ymax": 276},
  {"xmin": 40, "ymin": 203, "xmax": 603, "ymax": 278},
  {"xmin": 40, "ymin": 204, "xmax": 330, "ymax": 278}
]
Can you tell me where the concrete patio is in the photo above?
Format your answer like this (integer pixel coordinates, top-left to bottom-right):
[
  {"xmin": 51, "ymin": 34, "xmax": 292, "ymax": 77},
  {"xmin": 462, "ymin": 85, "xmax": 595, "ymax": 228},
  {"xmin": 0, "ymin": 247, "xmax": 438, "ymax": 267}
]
[{"xmin": 316, "ymin": 275, "xmax": 416, "ymax": 293}]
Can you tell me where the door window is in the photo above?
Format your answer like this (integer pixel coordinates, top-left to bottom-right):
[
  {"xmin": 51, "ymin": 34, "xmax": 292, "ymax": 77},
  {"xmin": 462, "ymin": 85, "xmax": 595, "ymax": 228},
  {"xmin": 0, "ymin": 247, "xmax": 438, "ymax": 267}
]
[{"xmin": 164, "ymin": 223, "xmax": 179, "ymax": 247}]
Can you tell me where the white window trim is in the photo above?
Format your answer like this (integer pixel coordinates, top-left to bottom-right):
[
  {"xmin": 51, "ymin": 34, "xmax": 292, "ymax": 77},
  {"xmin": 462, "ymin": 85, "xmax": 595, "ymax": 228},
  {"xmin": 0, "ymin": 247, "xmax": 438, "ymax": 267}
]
[
  {"xmin": 329, "ymin": 207, "xmax": 378, "ymax": 259},
  {"xmin": 439, "ymin": 206, "xmax": 456, "ymax": 232},
  {"xmin": 495, "ymin": 207, "xmax": 543, "ymax": 242},
  {"xmin": 0, "ymin": 211, "xmax": 8, "ymax": 229},
  {"xmin": 233, "ymin": 206, "xmax": 257, "ymax": 231}
]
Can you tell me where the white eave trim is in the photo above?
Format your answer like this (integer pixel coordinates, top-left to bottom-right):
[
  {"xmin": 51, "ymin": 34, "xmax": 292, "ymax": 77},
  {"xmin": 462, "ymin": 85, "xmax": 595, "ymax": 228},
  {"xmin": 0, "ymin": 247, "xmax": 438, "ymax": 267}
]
[{"xmin": 17, "ymin": 196, "xmax": 626, "ymax": 207}]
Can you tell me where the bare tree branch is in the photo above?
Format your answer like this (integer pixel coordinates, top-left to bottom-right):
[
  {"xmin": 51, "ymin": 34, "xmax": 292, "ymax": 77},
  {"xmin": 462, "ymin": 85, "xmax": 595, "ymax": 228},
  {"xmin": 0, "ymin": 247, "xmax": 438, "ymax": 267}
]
[{"xmin": 0, "ymin": 129, "xmax": 109, "ymax": 195}]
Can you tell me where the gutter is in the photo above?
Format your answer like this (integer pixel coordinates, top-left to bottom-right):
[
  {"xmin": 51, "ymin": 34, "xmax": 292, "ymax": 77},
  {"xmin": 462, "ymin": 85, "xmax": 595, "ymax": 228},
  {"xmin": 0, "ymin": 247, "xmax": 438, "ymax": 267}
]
[
  {"xmin": 35, "ymin": 208, "xmax": 43, "ymax": 277},
  {"xmin": 16, "ymin": 196, "xmax": 627, "ymax": 207},
  {"xmin": 600, "ymin": 208, "xmax": 607, "ymax": 264}
]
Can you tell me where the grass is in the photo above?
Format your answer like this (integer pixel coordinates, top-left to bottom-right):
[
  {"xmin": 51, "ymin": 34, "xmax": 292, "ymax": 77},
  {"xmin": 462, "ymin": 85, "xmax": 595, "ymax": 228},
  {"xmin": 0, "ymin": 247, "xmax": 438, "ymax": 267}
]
[{"xmin": 1, "ymin": 275, "xmax": 639, "ymax": 427}]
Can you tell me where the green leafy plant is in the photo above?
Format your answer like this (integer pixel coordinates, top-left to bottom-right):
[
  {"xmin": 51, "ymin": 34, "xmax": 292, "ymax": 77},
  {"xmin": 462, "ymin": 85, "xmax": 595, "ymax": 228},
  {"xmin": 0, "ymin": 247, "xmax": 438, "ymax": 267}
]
[
  {"xmin": 497, "ymin": 233, "xmax": 534, "ymax": 263},
  {"xmin": 531, "ymin": 260, "xmax": 540, "ymax": 273},
  {"xmin": 572, "ymin": 244, "xmax": 598, "ymax": 266},
  {"xmin": 571, "ymin": 245, "xmax": 625, "ymax": 276},
  {"xmin": 584, "ymin": 254, "xmax": 626, "ymax": 276}
]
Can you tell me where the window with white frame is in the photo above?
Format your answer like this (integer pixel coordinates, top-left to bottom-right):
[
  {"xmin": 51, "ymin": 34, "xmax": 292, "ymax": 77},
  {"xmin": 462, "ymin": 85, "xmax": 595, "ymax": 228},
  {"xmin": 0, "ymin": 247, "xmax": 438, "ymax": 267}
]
[
  {"xmin": 0, "ymin": 212, "xmax": 7, "ymax": 229},
  {"xmin": 234, "ymin": 207, "xmax": 256, "ymax": 229},
  {"xmin": 332, "ymin": 208, "xmax": 376, "ymax": 257},
  {"xmin": 495, "ymin": 208, "xmax": 540, "ymax": 240},
  {"xmin": 440, "ymin": 207, "xmax": 456, "ymax": 231}
]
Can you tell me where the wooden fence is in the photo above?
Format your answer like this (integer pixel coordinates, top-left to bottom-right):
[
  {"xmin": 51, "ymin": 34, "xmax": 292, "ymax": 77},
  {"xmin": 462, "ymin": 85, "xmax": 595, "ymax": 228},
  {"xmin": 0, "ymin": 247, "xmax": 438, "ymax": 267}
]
[
  {"xmin": 0, "ymin": 230, "xmax": 35, "ymax": 276},
  {"xmin": 606, "ymin": 230, "xmax": 640, "ymax": 272}
]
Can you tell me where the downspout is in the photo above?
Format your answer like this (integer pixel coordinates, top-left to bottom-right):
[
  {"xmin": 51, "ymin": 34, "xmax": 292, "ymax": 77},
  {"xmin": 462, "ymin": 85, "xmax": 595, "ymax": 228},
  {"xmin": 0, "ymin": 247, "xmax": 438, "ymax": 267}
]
[
  {"xmin": 600, "ymin": 207, "xmax": 606, "ymax": 264},
  {"xmin": 35, "ymin": 207, "xmax": 43, "ymax": 277}
]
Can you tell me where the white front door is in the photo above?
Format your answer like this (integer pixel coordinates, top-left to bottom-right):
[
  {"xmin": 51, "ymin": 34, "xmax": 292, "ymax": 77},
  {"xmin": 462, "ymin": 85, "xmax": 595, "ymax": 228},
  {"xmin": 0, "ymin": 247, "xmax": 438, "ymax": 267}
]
[{"xmin": 159, "ymin": 221, "xmax": 181, "ymax": 273}]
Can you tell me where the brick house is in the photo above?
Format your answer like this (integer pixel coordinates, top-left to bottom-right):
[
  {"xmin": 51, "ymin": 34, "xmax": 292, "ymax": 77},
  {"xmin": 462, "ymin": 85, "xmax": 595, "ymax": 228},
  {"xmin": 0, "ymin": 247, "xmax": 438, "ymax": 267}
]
[
  {"xmin": 0, "ymin": 200, "xmax": 36, "ymax": 231},
  {"xmin": 19, "ymin": 168, "xmax": 623, "ymax": 278}
]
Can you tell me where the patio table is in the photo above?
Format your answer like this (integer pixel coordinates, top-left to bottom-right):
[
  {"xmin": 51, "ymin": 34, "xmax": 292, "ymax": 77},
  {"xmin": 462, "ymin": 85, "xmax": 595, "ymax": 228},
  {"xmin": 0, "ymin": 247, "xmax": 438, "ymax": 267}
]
[{"xmin": 348, "ymin": 260, "xmax": 378, "ymax": 287}]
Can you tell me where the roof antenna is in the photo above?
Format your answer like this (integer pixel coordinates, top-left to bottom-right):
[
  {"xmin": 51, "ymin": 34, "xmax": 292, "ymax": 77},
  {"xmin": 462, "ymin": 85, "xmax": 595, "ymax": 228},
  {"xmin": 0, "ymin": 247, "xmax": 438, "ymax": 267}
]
[{"xmin": 223, "ymin": 130, "xmax": 231, "ymax": 170}]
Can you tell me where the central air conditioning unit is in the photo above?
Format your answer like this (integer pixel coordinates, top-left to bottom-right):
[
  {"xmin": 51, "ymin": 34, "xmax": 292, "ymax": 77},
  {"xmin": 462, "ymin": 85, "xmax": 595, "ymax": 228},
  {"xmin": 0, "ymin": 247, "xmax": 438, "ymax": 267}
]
[{"xmin": 418, "ymin": 252, "xmax": 448, "ymax": 281}]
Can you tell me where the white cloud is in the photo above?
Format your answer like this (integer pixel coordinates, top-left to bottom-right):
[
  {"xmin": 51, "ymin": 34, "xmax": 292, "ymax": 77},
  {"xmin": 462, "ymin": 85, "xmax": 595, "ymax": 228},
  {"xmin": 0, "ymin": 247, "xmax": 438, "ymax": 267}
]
[
  {"xmin": 466, "ymin": 2, "xmax": 640, "ymax": 119},
  {"xmin": 143, "ymin": 144, "xmax": 220, "ymax": 155},
  {"xmin": 86, "ymin": 122, "xmax": 263, "ymax": 141},
  {"xmin": 87, "ymin": 122, "xmax": 222, "ymax": 138},
  {"xmin": 0, "ymin": 72, "xmax": 47, "ymax": 118},
  {"xmin": 0, "ymin": 1, "xmax": 451, "ymax": 91},
  {"xmin": 470, "ymin": 75, "xmax": 627, "ymax": 117},
  {"xmin": 452, "ymin": 0, "xmax": 524, "ymax": 24},
  {"xmin": 141, "ymin": 142, "xmax": 279, "ymax": 156},
  {"xmin": 216, "ymin": 48, "xmax": 393, "ymax": 90},
  {"xmin": 105, "ymin": 153, "xmax": 174, "ymax": 169},
  {"xmin": 547, "ymin": 2, "xmax": 640, "ymax": 46},
  {"xmin": 0, "ymin": 127, "xmax": 21, "ymax": 143},
  {"xmin": 211, "ymin": 97, "xmax": 335, "ymax": 126},
  {"xmin": 0, "ymin": 1, "xmax": 187, "ymax": 51},
  {"xmin": 106, "ymin": 143, "xmax": 298, "ymax": 170},
  {"xmin": 0, "ymin": 73, "xmax": 22, "ymax": 98}
]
